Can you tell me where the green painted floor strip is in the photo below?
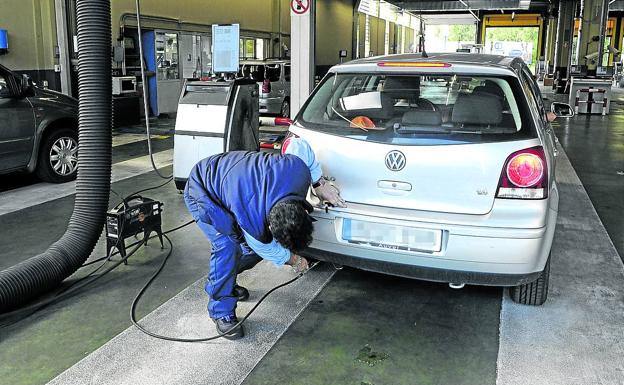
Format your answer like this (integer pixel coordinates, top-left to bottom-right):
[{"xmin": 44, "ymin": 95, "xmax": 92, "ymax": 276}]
[{"xmin": 243, "ymin": 268, "xmax": 501, "ymax": 385}]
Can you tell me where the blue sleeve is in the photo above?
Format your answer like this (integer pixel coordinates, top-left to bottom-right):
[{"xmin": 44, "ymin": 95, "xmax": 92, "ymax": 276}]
[
  {"xmin": 242, "ymin": 229, "xmax": 291, "ymax": 266},
  {"xmin": 284, "ymin": 138, "xmax": 323, "ymax": 183}
]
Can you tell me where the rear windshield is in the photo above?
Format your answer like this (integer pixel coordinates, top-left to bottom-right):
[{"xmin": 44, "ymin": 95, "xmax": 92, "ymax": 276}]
[
  {"xmin": 298, "ymin": 73, "xmax": 537, "ymax": 145},
  {"xmin": 240, "ymin": 64, "xmax": 281, "ymax": 82}
]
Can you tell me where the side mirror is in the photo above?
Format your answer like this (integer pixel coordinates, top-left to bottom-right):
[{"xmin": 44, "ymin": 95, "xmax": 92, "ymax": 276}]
[{"xmin": 551, "ymin": 102, "xmax": 574, "ymax": 118}]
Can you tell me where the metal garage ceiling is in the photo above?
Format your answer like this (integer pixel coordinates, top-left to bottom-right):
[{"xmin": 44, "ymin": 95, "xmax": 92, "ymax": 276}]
[
  {"xmin": 384, "ymin": 0, "xmax": 532, "ymax": 12},
  {"xmin": 610, "ymin": 0, "xmax": 624, "ymax": 11},
  {"xmin": 419, "ymin": 13, "xmax": 479, "ymax": 24}
]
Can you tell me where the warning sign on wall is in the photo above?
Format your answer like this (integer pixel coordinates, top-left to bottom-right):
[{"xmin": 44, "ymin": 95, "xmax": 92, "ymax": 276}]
[{"xmin": 291, "ymin": 0, "xmax": 311, "ymax": 16}]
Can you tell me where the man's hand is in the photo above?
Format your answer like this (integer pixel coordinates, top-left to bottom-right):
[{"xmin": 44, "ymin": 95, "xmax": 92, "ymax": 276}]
[
  {"xmin": 547, "ymin": 111, "xmax": 557, "ymax": 122},
  {"xmin": 287, "ymin": 253, "xmax": 309, "ymax": 273},
  {"xmin": 314, "ymin": 178, "xmax": 347, "ymax": 208}
]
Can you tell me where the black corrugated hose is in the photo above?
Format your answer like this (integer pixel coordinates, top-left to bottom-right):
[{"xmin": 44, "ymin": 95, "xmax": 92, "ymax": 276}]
[{"xmin": 0, "ymin": 0, "xmax": 112, "ymax": 312}]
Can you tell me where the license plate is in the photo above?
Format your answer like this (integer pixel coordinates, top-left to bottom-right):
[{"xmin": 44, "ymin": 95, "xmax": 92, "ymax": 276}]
[{"xmin": 341, "ymin": 218, "xmax": 442, "ymax": 253}]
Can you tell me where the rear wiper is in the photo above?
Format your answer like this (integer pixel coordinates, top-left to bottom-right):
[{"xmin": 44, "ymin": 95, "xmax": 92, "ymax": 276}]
[
  {"xmin": 393, "ymin": 123, "xmax": 450, "ymax": 135},
  {"xmin": 448, "ymin": 129, "xmax": 511, "ymax": 135}
]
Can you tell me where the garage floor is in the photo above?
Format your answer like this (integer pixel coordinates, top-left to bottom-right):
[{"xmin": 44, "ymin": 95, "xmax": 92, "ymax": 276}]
[{"xmin": 1, "ymin": 106, "xmax": 623, "ymax": 385}]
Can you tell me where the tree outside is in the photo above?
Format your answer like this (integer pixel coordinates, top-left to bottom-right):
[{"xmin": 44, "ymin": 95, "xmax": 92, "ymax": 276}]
[{"xmin": 448, "ymin": 25, "xmax": 475, "ymax": 43}]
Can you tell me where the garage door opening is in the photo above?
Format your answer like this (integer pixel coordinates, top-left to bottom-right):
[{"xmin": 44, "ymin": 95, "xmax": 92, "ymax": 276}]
[
  {"xmin": 425, "ymin": 24, "xmax": 477, "ymax": 53},
  {"xmin": 484, "ymin": 26, "xmax": 540, "ymax": 72}
]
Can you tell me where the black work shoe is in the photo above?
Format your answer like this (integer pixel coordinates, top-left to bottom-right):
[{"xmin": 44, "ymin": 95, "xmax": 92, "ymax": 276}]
[
  {"xmin": 213, "ymin": 315, "xmax": 245, "ymax": 340},
  {"xmin": 233, "ymin": 285, "xmax": 250, "ymax": 301}
]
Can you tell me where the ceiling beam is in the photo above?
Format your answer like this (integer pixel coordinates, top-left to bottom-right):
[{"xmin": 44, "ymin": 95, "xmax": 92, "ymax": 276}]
[{"xmin": 389, "ymin": 0, "xmax": 531, "ymax": 11}]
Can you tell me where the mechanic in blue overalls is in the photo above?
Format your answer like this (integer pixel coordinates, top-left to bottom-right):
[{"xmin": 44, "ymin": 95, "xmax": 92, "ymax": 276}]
[{"xmin": 184, "ymin": 138, "xmax": 346, "ymax": 340}]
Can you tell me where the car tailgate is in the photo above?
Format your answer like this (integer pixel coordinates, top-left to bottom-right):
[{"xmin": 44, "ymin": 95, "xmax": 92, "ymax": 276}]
[{"xmin": 292, "ymin": 126, "xmax": 542, "ymax": 215}]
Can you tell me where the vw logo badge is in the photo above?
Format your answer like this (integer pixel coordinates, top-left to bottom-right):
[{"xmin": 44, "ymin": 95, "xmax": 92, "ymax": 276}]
[{"xmin": 385, "ymin": 150, "xmax": 406, "ymax": 171}]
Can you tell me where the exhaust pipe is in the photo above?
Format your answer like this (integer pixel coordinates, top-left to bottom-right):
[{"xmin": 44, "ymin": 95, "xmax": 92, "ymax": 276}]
[{"xmin": 449, "ymin": 283, "xmax": 465, "ymax": 290}]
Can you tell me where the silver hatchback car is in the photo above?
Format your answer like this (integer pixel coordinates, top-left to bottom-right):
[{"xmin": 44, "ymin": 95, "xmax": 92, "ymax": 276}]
[{"xmin": 290, "ymin": 53, "xmax": 571, "ymax": 306}]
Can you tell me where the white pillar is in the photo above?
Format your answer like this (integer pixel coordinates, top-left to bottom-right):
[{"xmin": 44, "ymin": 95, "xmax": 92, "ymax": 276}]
[
  {"xmin": 290, "ymin": 0, "xmax": 315, "ymax": 117},
  {"xmin": 54, "ymin": 0, "xmax": 72, "ymax": 95}
]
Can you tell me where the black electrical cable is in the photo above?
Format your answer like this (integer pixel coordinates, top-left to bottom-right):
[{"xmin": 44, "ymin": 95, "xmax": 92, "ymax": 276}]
[
  {"xmin": 0, "ymin": 239, "xmax": 146, "ymax": 328},
  {"xmin": 131, "ymin": 234, "xmax": 319, "ymax": 343},
  {"xmin": 135, "ymin": 0, "xmax": 172, "ymax": 180},
  {"xmin": 162, "ymin": 220, "xmax": 194, "ymax": 235},
  {"xmin": 2, "ymin": 174, "xmax": 187, "ymax": 325},
  {"xmin": 127, "ymin": 177, "xmax": 173, "ymax": 198},
  {"xmin": 80, "ymin": 220, "xmax": 192, "ymax": 269},
  {"xmin": 59, "ymin": 248, "xmax": 116, "ymax": 295},
  {"xmin": 0, "ymin": 219, "xmax": 195, "ymax": 328}
]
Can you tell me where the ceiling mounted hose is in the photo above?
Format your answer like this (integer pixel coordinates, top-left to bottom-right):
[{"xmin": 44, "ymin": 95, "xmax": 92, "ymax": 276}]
[{"xmin": 0, "ymin": 0, "xmax": 112, "ymax": 312}]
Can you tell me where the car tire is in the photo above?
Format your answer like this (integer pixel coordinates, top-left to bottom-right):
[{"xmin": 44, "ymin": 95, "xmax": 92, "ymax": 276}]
[
  {"xmin": 510, "ymin": 256, "xmax": 550, "ymax": 306},
  {"xmin": 36, "ymin": 128, "xmax": 79, "ymax": 183},
  {"xmin": 280, "ymin": 99, "xmax": 290, "ymax": 118}
]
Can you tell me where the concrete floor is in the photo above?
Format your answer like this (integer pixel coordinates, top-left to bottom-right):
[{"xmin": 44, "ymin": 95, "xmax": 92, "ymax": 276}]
[
  {"xmin": 553, "ymin": 105, "xmax": 624, "ymax": 259},
  {"xmin": 0, "ymin": 105, "xmax": 623, "ymax": 385}
]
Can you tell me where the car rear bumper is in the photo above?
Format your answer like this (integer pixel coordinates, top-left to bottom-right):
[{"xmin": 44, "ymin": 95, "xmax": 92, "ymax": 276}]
[
  {"xmin": 302, "ymin": 248, "xmax": 541, "ymax": 286},
  {"xmin": 305, "ymin": 199, "xmax": 558, "ymax": 286}
]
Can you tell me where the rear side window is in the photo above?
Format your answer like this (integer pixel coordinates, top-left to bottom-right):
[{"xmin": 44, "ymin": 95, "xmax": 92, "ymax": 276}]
[
  {"xmin": 265, "ymin": 64, "xmax": 281, "ymax": 82},
  {"xmin": 245, "ymin": 65, "xmax": 265, "ymax": 82},
  {"xmin": 284, "ymin": 64, "xmax": 291, "ymax": 82},
  {"xmin": 298, "ymin": 73, "xmax": 536, "ymax": 145},
  {"xmin": 521, "ymin": 67, "xmax": 548, "ymax": 125}
]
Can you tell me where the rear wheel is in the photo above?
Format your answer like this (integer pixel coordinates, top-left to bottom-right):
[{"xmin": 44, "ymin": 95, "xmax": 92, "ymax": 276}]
[
  {"xmin": 280, "ymin": 99, "xmax": 290, "ymax": 118},
  {"xmin": 36, "ymin": 128, "xmax": 78, "ymax": 183},
  {"xmin": 510, "ymin": 257, "xmax": 550, "ymax": 306}
]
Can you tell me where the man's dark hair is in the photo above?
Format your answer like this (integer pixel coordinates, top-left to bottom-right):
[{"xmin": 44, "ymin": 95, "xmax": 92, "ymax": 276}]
[{"xmin": 268, "ymin": 201, "xmax": 314, "ymax": 252}]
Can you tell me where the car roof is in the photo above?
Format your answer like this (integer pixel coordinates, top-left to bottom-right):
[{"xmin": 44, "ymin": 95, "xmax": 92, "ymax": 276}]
[
  {"xmin": 240, "ymin": 59, "xmax": 289, "ymax": 65},
  {"xmin": 331, "ymin": 53, "xmax": 524, "ymax": 76}
]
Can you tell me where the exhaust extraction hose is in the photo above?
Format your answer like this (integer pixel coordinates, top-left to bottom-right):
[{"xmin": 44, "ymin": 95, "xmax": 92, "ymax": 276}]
[{"xmin": 0, "ymin": 0, "xmax": 112, "ymax": 312}]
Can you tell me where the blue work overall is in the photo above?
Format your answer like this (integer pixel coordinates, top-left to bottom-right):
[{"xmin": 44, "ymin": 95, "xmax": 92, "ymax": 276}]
[{"xmin": 183, "ymin": 151, "xmax": 311, "ymax": 319}]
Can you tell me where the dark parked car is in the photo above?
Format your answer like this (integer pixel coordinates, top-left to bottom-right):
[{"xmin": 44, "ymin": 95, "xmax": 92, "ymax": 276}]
[{"xmin": 0, "ymin": 64, "xmax": 79, "ymax": 183}]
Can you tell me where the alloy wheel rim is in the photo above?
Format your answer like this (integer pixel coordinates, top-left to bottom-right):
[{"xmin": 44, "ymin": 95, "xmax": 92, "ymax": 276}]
[{"xmin": 49, "ymin": 137, "xmax": 78, "ymax": 176}]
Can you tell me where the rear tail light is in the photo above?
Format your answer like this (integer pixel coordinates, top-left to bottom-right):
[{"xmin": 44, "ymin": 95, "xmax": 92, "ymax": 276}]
[
  {"xmin": 262, "ymin": 79, "xmax": 271, "ymax": 94},
  {"xmin": 496, "ymin": 146, "xmax": 548, "ymax": 200}
]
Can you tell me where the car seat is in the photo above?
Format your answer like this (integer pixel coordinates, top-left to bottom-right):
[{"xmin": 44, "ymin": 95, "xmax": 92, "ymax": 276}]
[
  {"xmin": 473, "ymin": 80, "xmax": 505, "ymax": 100},
  {"xmin": 472, "ymin": 80, "xmax": 516, "ymax": 130},
  {"xmin": 451, "ymin": 93, "xmax": 503, "ymax": 128}
]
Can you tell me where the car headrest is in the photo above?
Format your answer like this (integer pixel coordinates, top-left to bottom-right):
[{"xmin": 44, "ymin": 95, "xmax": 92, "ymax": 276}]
[
  {"xmin": 473, "ymin": 85, "xmax": 504, "ymax": 100},
  {"xmin": 452, "ymin": 93, "xmax": 502, "ymax": 126},
  {"xmin": 402, "ymin": 110, "xmax": 442, "ymax": 126},
  {"xmin": 382, "ymin": 76, "xmax": 420, "ymax": 99}
]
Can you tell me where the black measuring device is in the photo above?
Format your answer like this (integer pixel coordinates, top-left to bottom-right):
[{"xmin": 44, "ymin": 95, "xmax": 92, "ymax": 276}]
[{"xmin": 106, "ymin": 196, "xmax": 164, "ymax": 262}]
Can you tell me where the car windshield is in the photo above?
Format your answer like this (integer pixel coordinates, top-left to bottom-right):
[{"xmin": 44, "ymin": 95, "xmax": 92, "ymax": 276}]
[{"xmin": 298, "ymin": 72, "xmax": 536, "ymax": 145}]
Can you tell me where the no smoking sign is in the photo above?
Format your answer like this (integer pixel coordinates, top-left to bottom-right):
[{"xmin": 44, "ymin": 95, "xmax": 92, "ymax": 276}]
[{"xmin": 291, "ymin": 0, "xmax": 311, "ymax": 16}]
